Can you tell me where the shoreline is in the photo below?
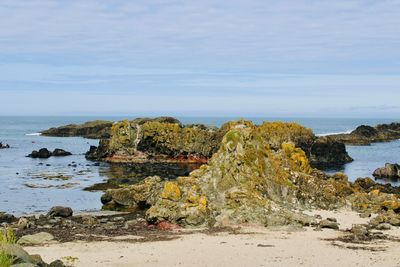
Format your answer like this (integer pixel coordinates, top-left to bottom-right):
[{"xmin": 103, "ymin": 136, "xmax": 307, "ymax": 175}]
[{"xmin": 23, "ymin": 209, "xmax": 400, "ymax": 267}]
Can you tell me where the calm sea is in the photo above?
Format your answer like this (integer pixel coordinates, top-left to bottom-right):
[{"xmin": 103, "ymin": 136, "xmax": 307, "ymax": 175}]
[{"xmin": 0, "ymin": 116, "xmax": 399, "ymax": 215}]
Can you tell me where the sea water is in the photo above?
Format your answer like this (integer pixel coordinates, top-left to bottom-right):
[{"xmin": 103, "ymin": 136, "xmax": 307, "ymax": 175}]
[{"xmin": 0, "ymin": 116, "xmax": 399, "ymax": 215}]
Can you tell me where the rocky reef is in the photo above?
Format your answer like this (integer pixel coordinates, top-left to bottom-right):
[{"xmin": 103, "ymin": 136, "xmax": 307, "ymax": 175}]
[
  {"xmin": 100, "ymin": 120, "xmax": 388, "ymax": 228},
  {"xmin": 328, "ymin": 123, "xmax": 400, "ymax": 145},
  {"xmin": 373, "ymin": 163, "xmax": 400, "ymax": 179},
  {"xmin": 41, "ymin": 120, "xmax": 113, "ymax": 139},
  {"xmin": 86, "ymin": 118, "xmax": 352, "ymax": 168}
]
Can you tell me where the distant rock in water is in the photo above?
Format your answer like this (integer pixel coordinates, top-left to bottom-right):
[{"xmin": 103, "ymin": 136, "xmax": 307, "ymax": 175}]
[
  {"xmin": 41, "ymin": 120, "xmax": 113, "ymax": 139},
  {"xmin": 86, "ymin": 117, "xmax": 352, "ymax": 168},
  {"xmin": 0, "ymin": 142, "xmax": 10, "ymax": 149},
  {"xmin": 327, "ymin": 122, "xmax": 400, "ymax": 145},
  {"xmin": 28, "ymin": 148, "xmax": 72, "ymax": 158},
  {"xmin": 52, "ymin": 148, "xmax": 72, "ymax": 157},
  {"xmin": 373, "ymin": 163, "xmax": 400, "ymax": 179}
]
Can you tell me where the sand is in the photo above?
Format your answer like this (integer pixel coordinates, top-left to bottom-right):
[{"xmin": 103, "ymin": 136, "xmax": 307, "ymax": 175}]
[{"xmin": 25, "ymin": 210, "xmax": 400, "ymax": 267}]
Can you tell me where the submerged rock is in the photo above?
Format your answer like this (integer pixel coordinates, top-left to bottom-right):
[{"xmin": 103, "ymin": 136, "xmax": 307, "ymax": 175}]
[
  {"xmin": 41, "ymin": 120, "xmax": 113, "ymax": 139},
  {"xmin": 101, "ymin": 121, "xmax": 355, "ymax": 227},
  {"xmin": 373, "ymin": 163, "xmax": 400, "ymax": 179},
  {"xmin": 328, "ymin": 122, "xmax": 400, "ymax": 145}
]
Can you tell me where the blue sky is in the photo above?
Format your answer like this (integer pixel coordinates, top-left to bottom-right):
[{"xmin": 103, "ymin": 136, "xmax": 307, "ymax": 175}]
[{"xmin": 0, "ymin": 0, "xmax": 400, "ymax": 117}]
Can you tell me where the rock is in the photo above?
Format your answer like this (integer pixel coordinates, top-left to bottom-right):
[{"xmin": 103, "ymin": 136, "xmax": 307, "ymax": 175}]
[
  {"xmin": 51, "ymin": 149, "xmax": 72, "ymax": 157},
  {"xmin": 319, "ymin": 219, "xmax": 339, "ymax": 230},
  {"xmin": 102, "ymin": 120, "xmax": 355, "ymax": 227},
  {"xmin": 41, "ymin": 120, "xmax": 113, "ymax": 139},
  {"xmin": 0, "ymin": 142, "xmax": 10, "ymax": 149},
  {"xmin": 376, "ymin": 223, "xmax": 392, "ymax": 231},
  {"xmin": 17, "ymin": 218, "xmax": 32, "ymax": 230},
  {"xmin": 156, "ymin": 221, "xmax": 181, "ymax": 230},
  {"xmin": 17, "ymin": 232, "xmax": 55, "ymax": 246},
  {"xmin": 0, "ymin": 243, "xmax": 35, "ymax": 264},
  {"xmin": 47, "ymin": 206, "xmax": 73, "ymax": 218},
  {"xmin": 308, "ymin": 137, "xmax": 353, "ymax": 167},
  {"xmin": 49, "ymin": 260, "xmax": 66, "ymax": 267},
  {"xmin": 27, "ymin": 148, "xmax": 51, "ymax": 159},
  {"xmin": 327, "ymin": 217, "xmax": 337, "ymax": 223},
  {"xmin": 0, "ymin": 212, "xmax": 17, "ymax": 223},
  {"xmin": 327, "ymin": 122, "xmax": 400, "ymax": 145},
  {"xmin": 373, "ymin": 163, "xmax": 400, "ymax": 179}
]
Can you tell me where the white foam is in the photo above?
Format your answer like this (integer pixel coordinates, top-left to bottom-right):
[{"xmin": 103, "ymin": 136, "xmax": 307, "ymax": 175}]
[
  {"xmin": 316, "ymin": 130, "xmax": 353, "ymax": 137},
  {"xmin": 25, "ymin": 133, "xmax": 42, "ymax": 136}
]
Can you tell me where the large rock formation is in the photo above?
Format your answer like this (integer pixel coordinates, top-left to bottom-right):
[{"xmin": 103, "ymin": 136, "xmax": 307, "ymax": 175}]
[
  {"xmin": 86, "ymin": 118, "xmax": 352, "ymax": 168},
  {"xmin": 373, "ymin": 163, "xmax": 400, "ymax": 179},
  {"xmin": 86, "ymin": 117, "xmax": 224, "ymax": 163},
  {"xmin": 328, "ymin": 122, "xmax": 400, "ymax": 145},
  {"xmin": 41, "ymin": 120, "xmax": 113, "ymax": 139},
  {"xmin": 101, "ymin": 121, "xmax": 360, "ymax": 227}
]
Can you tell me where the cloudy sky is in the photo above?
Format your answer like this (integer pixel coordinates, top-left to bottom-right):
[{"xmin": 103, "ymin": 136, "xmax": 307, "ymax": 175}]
[{"xmin": 0, "ymin": 0, "xmax": 399, "ymax": 117}]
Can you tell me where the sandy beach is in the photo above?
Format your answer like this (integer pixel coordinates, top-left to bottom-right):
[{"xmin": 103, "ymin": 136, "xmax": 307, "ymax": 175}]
[{"xmin": 24, "ymin": 210, "xmax": 400, "ymax": 267}]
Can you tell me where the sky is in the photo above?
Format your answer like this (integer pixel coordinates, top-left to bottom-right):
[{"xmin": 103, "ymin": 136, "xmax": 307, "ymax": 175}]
[{"xmin": 0, "ymin": 0, "xmax": 400, "ymax": 117}]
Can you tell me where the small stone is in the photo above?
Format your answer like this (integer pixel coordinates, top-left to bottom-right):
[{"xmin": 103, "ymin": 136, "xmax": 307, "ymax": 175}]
[
  {"xmin": 376, "ymin": 223, "xmax": 392, "ymax": 231},
  {"xmin": 319, "ymin": 219, "xmax": 339, "ymax": 230},
  {"xmin": 327, "ymin": 217, "xmax": 337, "ymax": 222},
  {"xmin": 111, "ymin": 216, "xmax": 125, "ymax": 222}
]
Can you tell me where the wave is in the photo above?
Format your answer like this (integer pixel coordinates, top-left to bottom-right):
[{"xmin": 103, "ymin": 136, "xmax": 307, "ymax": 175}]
[
  {"xmin": 25, "ymin": 132, "xmax": 42, "ymax": 136},
  {"xmin": 316, "ymin": 130, "xmax": 353, "ymax": 137}
]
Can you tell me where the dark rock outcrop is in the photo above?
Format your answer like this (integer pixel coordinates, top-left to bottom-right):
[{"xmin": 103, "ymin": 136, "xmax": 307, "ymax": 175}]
[
  {"xmin": 28, "ymin": 148, "xmax": 72, "ymax": 158},
  {"xmin": 41, "ymin": 120, "xmax": 113, "ymax": 139},
  {"xmin": 307, "ymin": 137, "xmax": 353, "ymax": 168},
  {"xmin": 373, "ymin": 163, "xmax": 400, "ymax": 179},
  {"xmin": 328, "ymin": 122, "xmax": 400, "ymax": 145}
]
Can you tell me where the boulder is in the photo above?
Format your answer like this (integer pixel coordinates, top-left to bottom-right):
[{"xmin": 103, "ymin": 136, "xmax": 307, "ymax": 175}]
[
  {"xmin": 51, "ymin": 149, "xmax": 72, "ymax": 157},
  {"xmin": 27, "ymin": 148, "xmax": 51, "ymax": 159},
  {"xmin": 47, "ymin": 206, "xmax": 73, "ymax": 218},
  {"xmin": 373, "ymin": 163, "xmax": 400, "ymax": 179},
  {"xmin": 319, "ymin": 219, "xmax": 339, "ymax": 230},
  {"xmin": 17, "ymin": 232, "xmax": 55, "ymax": 246}
]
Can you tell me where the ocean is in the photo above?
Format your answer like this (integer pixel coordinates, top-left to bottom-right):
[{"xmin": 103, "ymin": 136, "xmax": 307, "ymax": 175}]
[{"xmin": 0, "ymin": 116, "xmax": 399, "ymax": 215}]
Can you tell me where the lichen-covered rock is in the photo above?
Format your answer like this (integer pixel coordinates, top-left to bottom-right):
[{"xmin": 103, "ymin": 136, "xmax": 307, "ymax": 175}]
[
  {"xmin": 349, "ymin": 189, "xmax": 400, "ymax": 214},
  {"xmin": 87, "ymin": 117, "xmax": 224, "ymax": 164},
  {"xmin": 101, "ymin": 121, "xmax": 355, "ymax": 227},
  {"xmin": 41, "ymin": 120, "xmax": 113, "ymax": 139},
  {"xmin": 373, "ymin": 163, "xmax": 400, "ymax": 179},
  {"xmin": 87, "ymin": 118, "xmax": 352, "ymax": 169}
]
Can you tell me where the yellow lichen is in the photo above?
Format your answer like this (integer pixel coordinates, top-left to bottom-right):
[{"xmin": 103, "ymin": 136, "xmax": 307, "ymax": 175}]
[{"xmin": 160, "ymin": 181, "xmax": 181, "ymax": 201}]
